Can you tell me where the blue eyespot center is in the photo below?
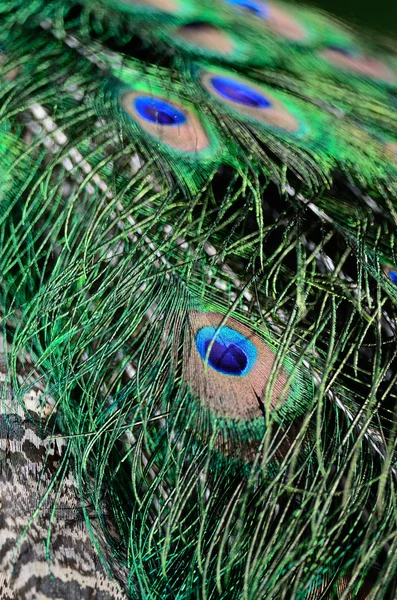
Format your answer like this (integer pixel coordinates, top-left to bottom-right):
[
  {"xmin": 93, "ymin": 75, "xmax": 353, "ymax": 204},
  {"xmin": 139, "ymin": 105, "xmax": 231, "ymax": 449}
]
[
  {"xmin": 327, "ymin": 45, "xmax": 356, "ymax": 58},
  {"xmin": 183, "ymin": 21, "xmax": 208, "ymax": 30},
  {"xmin": 225, "ymin": 0, "xmax": 268, "ymax": 18},
  {"xmin": 210, "ymin": 76, "xmax": 272, "ymax": 108},
  {"xmin": 204, "ymin": 340, "xmax": 247, "ymax": 374},
  {"xmin": 388, "ymin": 270, "xmax": 397, "ymax": 285},
  {"xmin": 195, "ymin": 326, "xmax": 257, "ymax": 376},
  {"xmin": 134, "ymin": 97, "xmax": 187, "ymax": 126}
]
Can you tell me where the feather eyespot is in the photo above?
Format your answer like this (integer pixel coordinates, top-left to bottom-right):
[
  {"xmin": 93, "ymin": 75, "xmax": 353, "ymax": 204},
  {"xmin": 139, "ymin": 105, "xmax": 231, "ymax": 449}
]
[
  {"xmin": 385, "ymin": 142, "xmax": 397, "ymax": 159},
  {"xmin": 201, "ymin": 71, "xmax": 300, "ymax": 133},
  {"xmin": 226, "ymin": 0, "xmax": 268, "ymax": 18},
  {"xmin": 134, "ymin": 97, "xmax": 187, "ymax": 125},
  {"xmin": 381, "ymin": 263, "xmax": 397, "ymax": 286},
  {"xmin": 173, "ymin": 22, "xmax": 235, "ymax": 55},
  {"xmin": 383, "ymin": 265, "xmax": 397, "ymax": 285},
  {"xmin": 389, "ymin": 271, "xmax": 397, "ymax": 285},
  {"xmin": 210, "ymin": 77, "xmax": 272, "ymax": 108},
  {"xmin": 121, "ymin": 91, "xmax": 211, "ymax": 153},
  {"xmin": 195, "ymin": 326, "xmax": 257, "ymax": 376},
  {"xmin": 319, "ymin": 46, "xmax": 396, "ymax": 84},
  {"xmin": 327, "ymin": 44, "xmax": 355, "ymax": 57},
  {"xmin": 185, "ymin": 311, "xmax": 294, "ymax": 422},
  {"xmin": 178, "ymin": 312, "xmax": 313, "ymax": 467},
  {"xmin": 225, "ymin": 0, "xmax": 308, "ymax": 42}
]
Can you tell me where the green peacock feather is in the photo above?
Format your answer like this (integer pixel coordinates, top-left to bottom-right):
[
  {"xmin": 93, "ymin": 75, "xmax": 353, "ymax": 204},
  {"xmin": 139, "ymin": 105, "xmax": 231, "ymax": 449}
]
[{"xmin": 0, "ymin": 0, "xmax": 396, "ymax": 598}]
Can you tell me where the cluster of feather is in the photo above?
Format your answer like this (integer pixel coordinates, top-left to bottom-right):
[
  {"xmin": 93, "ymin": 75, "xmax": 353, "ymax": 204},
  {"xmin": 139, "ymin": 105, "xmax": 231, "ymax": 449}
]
[{"xmin": 0, "ymin": 0, "xmax": 396, "ymax": 597}]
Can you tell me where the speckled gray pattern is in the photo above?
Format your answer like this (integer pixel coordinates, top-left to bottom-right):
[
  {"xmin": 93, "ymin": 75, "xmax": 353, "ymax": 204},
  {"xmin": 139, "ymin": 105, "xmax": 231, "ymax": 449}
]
[{"xmin": 0, "ymin": 352, "xmax": 128, "ymax": 600}]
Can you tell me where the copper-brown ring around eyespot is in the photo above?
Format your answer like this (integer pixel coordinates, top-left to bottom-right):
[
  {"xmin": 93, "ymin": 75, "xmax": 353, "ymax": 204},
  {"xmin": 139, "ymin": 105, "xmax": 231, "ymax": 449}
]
[
  {"xmin": 173, "ymin": 23, "xmax": 235, "ymax": 55},
  {"xmin": 266, "ymin": 3, "xmax": 308, "ymax": 42},
  {"xmin": 310, "ymin": 575, "xmax": 373, "ymax": 600},
  {"xmin": 117, "ymin": 0, "xmax": 180, "ymax": 13},
  {"xmin": 385, "ymin": 142, "xmax": 397, "ymax": 159},
  {"xmin": 319, "ymin": 49, "xmax": 397, "ymax": 84},
  {"xmin": 382, "ymin": 264, "xmax": 397, "ymax": 280},
  {"xmin": 121, "ymin": 91, "xmax": 210, "ymax": 153},
  {"xmin": 185, "ymin": 311, "xmax": 290, "ymax": 421},
  {"xmin": 200, "ymin": 72, "xmax": 300, "ymax": 133},
  {"xmin": 0, "ymin": 54, "xmax": 19, "ymax": 81}
]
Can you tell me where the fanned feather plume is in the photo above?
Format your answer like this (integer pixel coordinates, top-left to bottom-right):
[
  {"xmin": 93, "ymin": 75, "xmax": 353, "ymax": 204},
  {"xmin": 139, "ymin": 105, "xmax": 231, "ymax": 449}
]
[{"xmin": 0, "ymin": 0, "xmax": 396, "ymax": 597}]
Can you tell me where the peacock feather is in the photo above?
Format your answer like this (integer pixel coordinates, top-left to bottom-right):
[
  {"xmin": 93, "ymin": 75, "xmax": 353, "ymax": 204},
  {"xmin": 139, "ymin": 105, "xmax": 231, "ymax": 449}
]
[{"xmin": 0, "ymin": 0, "xmax": 396, "ymax": 597}]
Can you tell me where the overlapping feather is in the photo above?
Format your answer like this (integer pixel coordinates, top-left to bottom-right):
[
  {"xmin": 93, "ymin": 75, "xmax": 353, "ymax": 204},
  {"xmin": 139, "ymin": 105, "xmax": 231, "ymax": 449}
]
[{"xmin": 0, "ymin": 0, "xmax": 396, "ymax": 598}]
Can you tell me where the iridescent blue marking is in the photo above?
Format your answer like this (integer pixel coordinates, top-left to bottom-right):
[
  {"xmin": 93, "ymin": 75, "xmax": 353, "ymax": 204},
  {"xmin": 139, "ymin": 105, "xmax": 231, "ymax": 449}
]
[
  {"xmin": 226, "ymin": 0, "xmax": 269, "ymax": 18},
  {"xmin": 389, "ymin": 270, "xmax": 397, "ymax": 285},
  {"xmin": 210, "ymin": 76, "xmax": 272, "ymax": 108},
  {"xmin": 134, "ymin": 97, "xmax": 187, "ymax": 126},
  {"xmin": 195, "ymin": 326, "xmax": 257, "ymax": 376},
  {"xmin": 328, "ymin": 45, "xmax": 356, "ymax": 58}
]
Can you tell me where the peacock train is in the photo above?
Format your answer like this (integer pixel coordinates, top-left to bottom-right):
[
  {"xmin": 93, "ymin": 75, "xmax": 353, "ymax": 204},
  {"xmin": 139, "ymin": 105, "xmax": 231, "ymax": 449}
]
[{"xmin": 0, "ymin": 0, "xmax": 396, "ymax": 597}]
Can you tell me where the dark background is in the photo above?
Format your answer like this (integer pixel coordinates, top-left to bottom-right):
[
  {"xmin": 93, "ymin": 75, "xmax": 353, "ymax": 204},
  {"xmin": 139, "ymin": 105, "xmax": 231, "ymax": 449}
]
[{"xmin": 293, "ymin": 0, "xmax": 397, "ymax": 37}]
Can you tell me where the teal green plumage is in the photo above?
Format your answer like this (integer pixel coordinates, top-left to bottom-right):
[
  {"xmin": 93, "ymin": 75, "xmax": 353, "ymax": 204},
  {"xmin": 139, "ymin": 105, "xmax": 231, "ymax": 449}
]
[{"xmin": 0, "ymin": 0, "xmax": 396, "ymax": 598}]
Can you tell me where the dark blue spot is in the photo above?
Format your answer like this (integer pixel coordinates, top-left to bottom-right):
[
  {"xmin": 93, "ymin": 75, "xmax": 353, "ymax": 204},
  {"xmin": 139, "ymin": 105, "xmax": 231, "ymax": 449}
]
[
  {"xmin": 389, "ymin": 270, "xmax": 397, "ymax": 285},
  {"xmin": 328, "ymin": 45, "xmax": 356, "ymax": 58},
  {"xmin": 134, "ymin": 97, "xmax": 187, "ymax": 126},
  {"xmin": 182, "ymin": 21, "xmax": 208, "ymax": 30},
  {"xmin": 225, "ymin": 0, "xmax": 268, "ymax": 18},
  {"xmin": 195, "ymin": 326, "xmax": 257, "ymax": 376},
  {"xmin": 210, "ymin": 76, "xmax": 272, "ymax": 108},
  {"xmin": 204, "ymin": 340, "xmax": 247, "ymax": 374}
]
